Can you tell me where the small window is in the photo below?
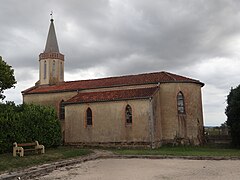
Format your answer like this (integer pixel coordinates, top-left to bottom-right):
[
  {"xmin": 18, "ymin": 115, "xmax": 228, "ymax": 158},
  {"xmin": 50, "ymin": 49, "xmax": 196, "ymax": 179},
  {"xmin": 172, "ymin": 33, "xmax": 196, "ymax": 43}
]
[
  {"xmin": 86, "ymin": 108, "xmax": 92, "ymax": 126},
  {"xmin": 125, "ymin": 105, "xmax": 132, "ymax": 124},
  {"xmin": 60, "ymin": 62, "xmax": 63, "ymax": 79},
  {"xmin": 52, "ymin": 60, "xmax": 56, "ymax": 77},
  {"xmin": 177, "ymin": 92, "xmax": 185, "ymax": 114},
  {"xmin": 59, "ymin": 100, "xmax": 65, "ymax": 120},
  {"xmin": 44, "ymin": 61, "xmax": 47, "ymax": 79}
]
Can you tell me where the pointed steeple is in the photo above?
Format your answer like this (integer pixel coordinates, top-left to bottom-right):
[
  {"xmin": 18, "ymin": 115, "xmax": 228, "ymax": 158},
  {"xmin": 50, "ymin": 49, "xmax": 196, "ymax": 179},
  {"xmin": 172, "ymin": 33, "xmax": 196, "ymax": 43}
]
[
  {"xmin": 44, "ymin": 18, "xmax": 59, "ymax": 53},
  {"xmin": 39, "ymin": 15, "xmax": 64, "ymax": 86}
]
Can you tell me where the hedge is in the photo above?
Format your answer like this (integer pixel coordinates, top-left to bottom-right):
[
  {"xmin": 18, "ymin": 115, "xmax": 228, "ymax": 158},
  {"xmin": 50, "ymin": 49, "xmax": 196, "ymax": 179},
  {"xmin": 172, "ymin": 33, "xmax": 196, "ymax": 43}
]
[{"xmin": 0, "ymin": 102, "xmax": 62, "ymax": 153}]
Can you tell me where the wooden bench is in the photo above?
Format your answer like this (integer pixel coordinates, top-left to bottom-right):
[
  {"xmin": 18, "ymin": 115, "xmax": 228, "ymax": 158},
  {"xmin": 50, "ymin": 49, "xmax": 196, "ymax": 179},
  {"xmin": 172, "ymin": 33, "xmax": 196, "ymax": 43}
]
[{"xmin": 13, "ymin": 141, "xmax": 45, "ymax": 157}]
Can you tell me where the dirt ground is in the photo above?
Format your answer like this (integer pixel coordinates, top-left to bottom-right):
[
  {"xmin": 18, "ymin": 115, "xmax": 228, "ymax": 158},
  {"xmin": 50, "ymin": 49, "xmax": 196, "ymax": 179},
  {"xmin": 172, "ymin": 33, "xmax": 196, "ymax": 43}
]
[{"xmin": 35, "ymin": 158, "xmax": 240, "ymax": 180}]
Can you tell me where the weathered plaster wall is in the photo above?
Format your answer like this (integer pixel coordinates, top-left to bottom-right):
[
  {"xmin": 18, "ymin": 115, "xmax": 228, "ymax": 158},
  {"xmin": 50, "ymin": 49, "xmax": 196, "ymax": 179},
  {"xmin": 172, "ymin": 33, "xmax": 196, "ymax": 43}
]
[
  {"xmin": 23, "ymin": 91, "xmax": 77, "ymax": 111},
  {"xmin": 159, "ymin": 83, "xmax": 204, "ymax": 144},
  {"xmin": 39, "ymin": 58, "xmax": 64, "ymax": 85},
  {"xmin": 64, "ymin": 99, "xmax": 151, "ymax": 144}
]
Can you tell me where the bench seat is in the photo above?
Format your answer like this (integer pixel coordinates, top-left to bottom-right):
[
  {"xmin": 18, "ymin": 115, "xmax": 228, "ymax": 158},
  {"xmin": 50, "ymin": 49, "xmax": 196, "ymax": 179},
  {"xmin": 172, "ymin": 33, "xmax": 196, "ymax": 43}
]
[{"xmin": 13, "ymin": 141, "xmax": 45, "ymax": 157}]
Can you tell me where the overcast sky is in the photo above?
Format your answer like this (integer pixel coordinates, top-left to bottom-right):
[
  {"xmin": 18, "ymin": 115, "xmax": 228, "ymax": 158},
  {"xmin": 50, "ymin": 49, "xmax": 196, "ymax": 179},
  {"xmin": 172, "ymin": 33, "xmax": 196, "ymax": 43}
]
[{"xmin": 1, "ymin": 0, "xmax": 240, "ymax": 126}]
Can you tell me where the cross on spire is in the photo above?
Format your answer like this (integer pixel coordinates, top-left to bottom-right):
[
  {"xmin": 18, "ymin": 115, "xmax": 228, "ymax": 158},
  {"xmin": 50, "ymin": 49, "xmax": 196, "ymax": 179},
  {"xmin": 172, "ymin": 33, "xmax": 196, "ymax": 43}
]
[
  {"xmin": 44, "ymin": 13, "xmax": 59, "ymax": 53},
  {"xmin": 50, "ymin": 11, "xmax": 53, "ymax": 21}
]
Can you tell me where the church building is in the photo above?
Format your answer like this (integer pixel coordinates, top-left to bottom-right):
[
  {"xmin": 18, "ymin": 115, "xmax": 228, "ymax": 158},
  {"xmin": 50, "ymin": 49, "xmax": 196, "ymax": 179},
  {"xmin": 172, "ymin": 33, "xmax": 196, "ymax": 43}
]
[{"xmin": 22, "ymin": 18, "xmax": 205, "ymax": 148}]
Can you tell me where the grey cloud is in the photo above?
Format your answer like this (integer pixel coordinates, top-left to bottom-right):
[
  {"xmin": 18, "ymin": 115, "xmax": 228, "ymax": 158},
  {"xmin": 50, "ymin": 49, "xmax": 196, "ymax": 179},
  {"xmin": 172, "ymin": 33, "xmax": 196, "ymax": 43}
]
[
  {"xmin": 56, "ymin": 0, "xmax": 240, "ymax": 74},
  {"xmin": 1, "ymin": 0, "xmax": 240, "ymax": 125}
]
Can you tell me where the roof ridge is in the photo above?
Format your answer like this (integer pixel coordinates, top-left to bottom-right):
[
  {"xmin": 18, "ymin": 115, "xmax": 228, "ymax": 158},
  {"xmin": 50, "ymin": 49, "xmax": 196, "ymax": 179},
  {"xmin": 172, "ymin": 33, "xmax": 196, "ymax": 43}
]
[
  {"xmin": 163, "ymin": 71, "xmax": 176, "ymax": 81},
  {"xmin": 63, "ymin": 71, "xmax": 165, "ymax": 84}
]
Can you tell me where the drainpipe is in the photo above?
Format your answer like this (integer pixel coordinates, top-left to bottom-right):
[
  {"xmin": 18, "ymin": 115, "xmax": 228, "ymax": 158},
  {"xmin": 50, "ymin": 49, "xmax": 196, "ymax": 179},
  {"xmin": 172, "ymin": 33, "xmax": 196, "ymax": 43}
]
[{"xmin": 149, "ymin": 97, "xmax": 155, "ymax": 149}]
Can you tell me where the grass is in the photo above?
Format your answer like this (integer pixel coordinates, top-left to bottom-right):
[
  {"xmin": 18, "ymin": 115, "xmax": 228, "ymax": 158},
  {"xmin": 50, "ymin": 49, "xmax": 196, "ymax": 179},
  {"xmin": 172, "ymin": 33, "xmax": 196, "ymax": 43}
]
[
  {"xmin": 1, "ymin": 145, "xmax": 240, "ymax": 174},
  {"xmin": 0, "ymin": 146, "xmax": 92, "ymax": 173},
  {"xmin": 113, "ymin": 146, "xmax": 240, "ymax": 157}
]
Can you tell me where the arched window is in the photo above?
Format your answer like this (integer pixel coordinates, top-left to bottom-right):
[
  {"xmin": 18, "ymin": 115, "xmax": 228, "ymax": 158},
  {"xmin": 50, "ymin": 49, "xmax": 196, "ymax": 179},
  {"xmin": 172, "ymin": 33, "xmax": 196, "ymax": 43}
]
[
  {"xmin": 60, "ymin": 62, "xmax": 63, "ymax": 79},
  {"xmin": 177, "ymin": 92, "xmax": 185, "ymax": 114},
  {"xmin": 59, "ymin": 100, "xmax": 65, "ymax": 120},
  {"xmin": 86, "ymin": 108, "xmax": 92, "ymax": 126},
  {"xmin": 44, "ymin": 61, "xmax": 47, "ymax": 79},
  {"xmin": 125, "ymin": 105, "xmax": 132, "ymax": 124},
  {"xmin": 52, "ymin": 60, "xmax": 56, "ymax": 77}
]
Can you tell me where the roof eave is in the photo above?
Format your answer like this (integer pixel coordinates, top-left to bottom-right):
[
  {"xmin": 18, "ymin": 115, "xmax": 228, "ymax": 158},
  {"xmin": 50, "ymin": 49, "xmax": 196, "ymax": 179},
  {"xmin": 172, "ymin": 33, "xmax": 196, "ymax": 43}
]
[{"xmin": 63, "ymin": 96, "xmax": 152, "ymax": 106}]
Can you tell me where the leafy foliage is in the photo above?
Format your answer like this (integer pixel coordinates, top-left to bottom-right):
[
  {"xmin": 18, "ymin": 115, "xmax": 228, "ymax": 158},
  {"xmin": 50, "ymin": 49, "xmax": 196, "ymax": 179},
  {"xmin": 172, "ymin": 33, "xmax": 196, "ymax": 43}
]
[
  {"xmin": 226, "ymin": 85, "xmax": 240, "ymax": 147},
  {"xmin": 0, "ymin": 102, "xmax": 62, "ymax": 153},
  {"xmin": 0, "ymin": 56, "xmax": 17, "ymax": 100}
]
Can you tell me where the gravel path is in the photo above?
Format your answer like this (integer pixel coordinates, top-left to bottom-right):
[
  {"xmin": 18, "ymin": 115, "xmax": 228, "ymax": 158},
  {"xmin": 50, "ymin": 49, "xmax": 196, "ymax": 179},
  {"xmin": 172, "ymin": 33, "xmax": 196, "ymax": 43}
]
[{"xmin": 35, "ymin": 158, "xmax": 240, "ymax": 180}]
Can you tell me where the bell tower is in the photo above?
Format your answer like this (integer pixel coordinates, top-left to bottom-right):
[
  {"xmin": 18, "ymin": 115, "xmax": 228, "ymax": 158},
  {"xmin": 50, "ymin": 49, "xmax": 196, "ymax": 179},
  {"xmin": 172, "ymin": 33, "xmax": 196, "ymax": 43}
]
[{"xmin": 38, "ymin": 16, "xmax": 64, "ymax": 85}]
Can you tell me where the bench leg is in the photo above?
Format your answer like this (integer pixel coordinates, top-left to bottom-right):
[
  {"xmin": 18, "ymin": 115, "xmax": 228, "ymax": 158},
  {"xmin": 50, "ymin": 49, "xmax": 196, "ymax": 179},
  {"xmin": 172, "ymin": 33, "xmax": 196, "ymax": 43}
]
[
  {"xmin": 13, "ymin": 147, "xmax": 24, "ymax": 157},
  {"xmin": 41, "ymin": 146, "xmax": 45, "ymax": 154},
  {"xmin": 13, "ymin": 148, "xmax": 16, "ymax": 157},
  {"xmin": 39, "ymin": 145, "xmax": 45, "ymax": 154},
  {"xmin": 20, "ymin": 148, "xmax": 24, "ymax": 157},
  {"xmin": 36, "ymin": 145, "xmax": 45, "ymax": 154}
]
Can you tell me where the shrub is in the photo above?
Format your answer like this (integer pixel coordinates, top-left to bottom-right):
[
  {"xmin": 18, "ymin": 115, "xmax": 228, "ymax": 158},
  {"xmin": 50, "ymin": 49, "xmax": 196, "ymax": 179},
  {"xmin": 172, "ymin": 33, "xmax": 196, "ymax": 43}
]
[
  {"xmin": 226, "ymin": 85, "xmax": 240, "ymax": 147},
  {"xmin": 0, "ymin": 102, "xmax": 61, "ymax": 153}
]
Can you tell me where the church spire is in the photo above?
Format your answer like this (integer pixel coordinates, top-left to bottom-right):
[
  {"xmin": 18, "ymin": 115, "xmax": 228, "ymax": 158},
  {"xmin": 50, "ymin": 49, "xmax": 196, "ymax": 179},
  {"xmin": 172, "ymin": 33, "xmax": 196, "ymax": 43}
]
[
  {"xmin": 38, "ymin": 15, "xmax": 64, "ymax": 86},
  {"xmin": 44, "ymin": 16, "xmax": 59, "ymax": 53}
]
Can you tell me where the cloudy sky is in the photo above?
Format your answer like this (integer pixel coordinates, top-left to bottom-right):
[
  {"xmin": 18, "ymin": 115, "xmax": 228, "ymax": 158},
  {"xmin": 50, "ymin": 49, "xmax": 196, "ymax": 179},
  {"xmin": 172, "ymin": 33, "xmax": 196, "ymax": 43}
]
[{"xmin": 1, "ymin": 0, "xmax": 240, "ymax": 126}]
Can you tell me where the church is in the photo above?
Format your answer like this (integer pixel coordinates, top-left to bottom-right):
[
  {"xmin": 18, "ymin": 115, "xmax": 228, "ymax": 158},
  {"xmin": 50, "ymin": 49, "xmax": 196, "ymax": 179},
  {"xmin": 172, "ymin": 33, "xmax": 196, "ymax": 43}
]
[{"xmin": 22, "ymin": 18, "xmax": 204, "ymax": 148}]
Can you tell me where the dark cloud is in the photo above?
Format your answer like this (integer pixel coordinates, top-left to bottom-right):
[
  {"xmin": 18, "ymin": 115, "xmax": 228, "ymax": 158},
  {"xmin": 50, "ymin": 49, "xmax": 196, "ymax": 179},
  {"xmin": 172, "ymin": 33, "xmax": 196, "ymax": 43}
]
[{"xmin": 1, "ymin": 0, "xmax": 240, "ymax": 125}]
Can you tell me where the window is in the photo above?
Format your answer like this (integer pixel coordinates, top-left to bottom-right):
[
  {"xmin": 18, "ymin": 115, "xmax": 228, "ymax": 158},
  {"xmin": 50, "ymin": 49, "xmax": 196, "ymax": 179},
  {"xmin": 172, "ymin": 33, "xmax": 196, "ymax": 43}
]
[
  {"xmin": 60, "ymin": 62, "xmax": 63, "ymax": 79},
  {"xmin": 86, "ymin": 108, "xmax": 92, "ymax": 126},
  {"xmin": 59, "ymin": 100, "xmax": 65, "ymax": 120},
  {"xmin": 177, "ymin": 92, "xmax": 185, "ymax": 114},
  {"xmin": 44, "ymin": 61, "xmax": 47, "ymax": 79},
  {"xmin": 125, "ymin": 105, "xmax": 132, "ymax": 124},
  {"xmin": 52, "ymin": 60, "xmax": 56, "ymax": 77}
]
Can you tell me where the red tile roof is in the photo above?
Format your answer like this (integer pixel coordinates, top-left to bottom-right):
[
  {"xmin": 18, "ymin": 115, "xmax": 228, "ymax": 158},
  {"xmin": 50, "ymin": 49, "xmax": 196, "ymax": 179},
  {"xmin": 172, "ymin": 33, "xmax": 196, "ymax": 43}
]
[
  {"xmin": 22, "ymin": 71, "xmax": 204, "ymax": 94},
  {"xmin": 65, "ymin": 87, "xmax": 159, "ymax": 104}
]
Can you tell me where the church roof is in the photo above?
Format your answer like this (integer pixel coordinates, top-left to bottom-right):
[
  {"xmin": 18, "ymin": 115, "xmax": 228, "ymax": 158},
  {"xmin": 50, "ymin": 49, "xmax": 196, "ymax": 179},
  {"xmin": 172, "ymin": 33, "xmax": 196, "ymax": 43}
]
[
  {"xmin": 64, "ymin": 87, "xmax": 159, "ymax": 104},
  {"xmin": 44, "ymin": 19, "xmax": 59, "ymax": 53},
  {"xmin": 22, "ymin": 71, "xmax": 204, "ymax": 94}
]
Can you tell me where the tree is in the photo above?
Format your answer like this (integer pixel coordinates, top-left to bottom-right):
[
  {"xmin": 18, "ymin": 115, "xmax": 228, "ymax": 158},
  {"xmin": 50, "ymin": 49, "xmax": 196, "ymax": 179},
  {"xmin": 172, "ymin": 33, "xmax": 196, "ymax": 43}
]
[
  {"xmin": 0, "ymin": 56, "xmax": 17, "ymax": 100},
  {"xmin": 225, "ymin": 85, "xmax": 240, "ymax": 147}
]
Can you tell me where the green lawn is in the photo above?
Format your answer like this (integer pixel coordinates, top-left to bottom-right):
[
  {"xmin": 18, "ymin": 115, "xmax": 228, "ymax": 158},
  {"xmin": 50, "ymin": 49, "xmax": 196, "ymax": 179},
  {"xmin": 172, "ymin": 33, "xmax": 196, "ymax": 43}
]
[
  {"xmin": 0, "ymin": 146, "xmax": 92, "ymax": 173},
  {"xmin": 113, "ymin": 146, "xmax": 240, "ymax": 157}
]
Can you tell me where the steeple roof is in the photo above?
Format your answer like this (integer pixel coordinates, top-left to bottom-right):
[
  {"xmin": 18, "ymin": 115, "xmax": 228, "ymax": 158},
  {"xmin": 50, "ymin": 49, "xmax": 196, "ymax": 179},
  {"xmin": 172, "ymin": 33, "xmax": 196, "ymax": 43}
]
[{"xmin": 44, "ymin": 19, "xmax": 59, "ymax": 53}]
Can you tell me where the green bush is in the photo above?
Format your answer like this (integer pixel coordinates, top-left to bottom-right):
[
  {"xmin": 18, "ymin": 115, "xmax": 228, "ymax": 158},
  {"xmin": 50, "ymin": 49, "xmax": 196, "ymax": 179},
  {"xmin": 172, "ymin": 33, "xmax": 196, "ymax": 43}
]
[
  {"xmin": 0, "ymin": 102, "xmax": 61, "ymax": 153},
  {"xmin": 226, "ymin": 85, "xmax": 240, "ymax": 147}
]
